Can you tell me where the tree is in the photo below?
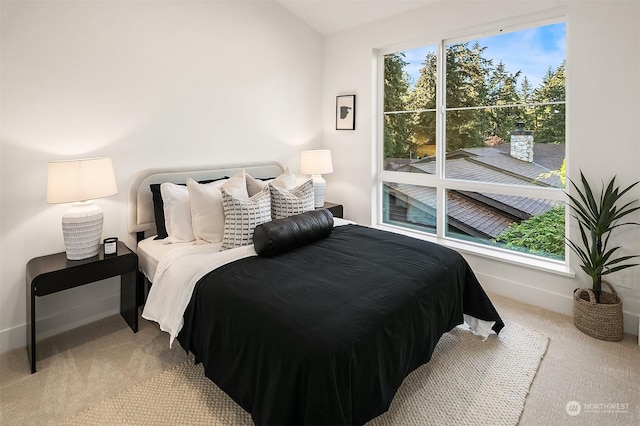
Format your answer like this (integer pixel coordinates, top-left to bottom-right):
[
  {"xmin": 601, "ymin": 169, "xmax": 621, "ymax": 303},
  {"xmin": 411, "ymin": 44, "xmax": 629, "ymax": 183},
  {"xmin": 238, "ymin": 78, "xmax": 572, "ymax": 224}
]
[
  {"xmin": 383, "ymin": 53, "xmax": 413, "ymax": 159},
  {"xmin": 444, "ymin": 42, "xmax": 492, "ymax": 150},
  {"xmin": 518, "ymin": 76, "xmax": 536, "ymax": 132},
  {"xmin": 486, "ymin": 61, "xmax": 521, "ymax": 140},
  {"xmin": 532, "ymin": 61, "xmax": 566, "ymax": 143},
  {"xmin": 384, "ymin": 40, "xmax": 566, "ymax": 159},
  {"xmin": 407, "ymin": 51, "xmax": 437, "ymax": 151}
]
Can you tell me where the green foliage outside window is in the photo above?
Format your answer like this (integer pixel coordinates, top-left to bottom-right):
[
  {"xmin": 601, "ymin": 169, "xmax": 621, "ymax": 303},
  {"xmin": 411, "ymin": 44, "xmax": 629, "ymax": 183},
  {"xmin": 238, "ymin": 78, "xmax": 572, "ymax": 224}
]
[
  {"xmin": 494, "ymin": 205, "xmax": 566, "ymax": 258},
  {"xmin": 384, "ymin": 53, "xmax": 415, "ymax": 159},
  {"xmin": 383, "ymin": 42, "xmax": 566, "ymax": 159}
]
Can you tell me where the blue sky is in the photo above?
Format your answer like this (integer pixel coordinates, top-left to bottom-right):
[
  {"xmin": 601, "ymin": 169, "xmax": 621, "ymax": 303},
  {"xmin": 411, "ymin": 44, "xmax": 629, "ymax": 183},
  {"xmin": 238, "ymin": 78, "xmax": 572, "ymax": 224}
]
[{"xmin": 402, "ymin": 22, "xmax": 566, "ymax": 89}]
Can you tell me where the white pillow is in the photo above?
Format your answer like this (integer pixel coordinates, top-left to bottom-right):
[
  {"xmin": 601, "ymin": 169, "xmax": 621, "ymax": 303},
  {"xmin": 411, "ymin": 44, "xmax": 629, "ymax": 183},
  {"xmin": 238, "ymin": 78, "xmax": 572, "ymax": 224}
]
[
  {"xmin": 187, "ymin": 172, "xmax": 249, "ymax": 243},
  {"xmin": 160, "ymin": 183, "xmax": 195, "ymax": 242},
  {"xmin": 269, "ymin": 179, "xmax": 315, "ymax": 220},
  {"xmin": 223, "ymin": 169, "xmax": 250, "ymax": 200},
  {"xmin": 271, "ymin": 167, "xmax": 297, "ymax": 190},
  {"xmin": 187, "ymin": 179, "xmax": 225, "ymax": 243},
  {"xmin": 246, "ymin": 167, "xmax": 297, "ymax": 197},
  {"xmin": 246, "ymin": 174, "xmax": 268, "ymax": 197},
  {"xmin": 221, "ymin": 187, "xmax": 271, "ymax": 250}
]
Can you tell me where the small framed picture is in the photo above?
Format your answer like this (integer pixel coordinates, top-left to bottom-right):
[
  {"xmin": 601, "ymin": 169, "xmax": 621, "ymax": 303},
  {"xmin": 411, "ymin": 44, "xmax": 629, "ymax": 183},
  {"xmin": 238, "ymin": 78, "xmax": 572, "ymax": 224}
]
[{"xmin": 336, "ymin": 95, "xmax": 356, "ymax": 130}]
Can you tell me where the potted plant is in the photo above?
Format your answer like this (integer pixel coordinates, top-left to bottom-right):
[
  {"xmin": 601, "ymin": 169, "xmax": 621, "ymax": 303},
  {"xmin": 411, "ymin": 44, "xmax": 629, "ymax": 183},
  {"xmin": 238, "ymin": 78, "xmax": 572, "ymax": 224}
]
[{"xmin": 566, "ymin": 171, "xmax": 640, "ymax": 341}]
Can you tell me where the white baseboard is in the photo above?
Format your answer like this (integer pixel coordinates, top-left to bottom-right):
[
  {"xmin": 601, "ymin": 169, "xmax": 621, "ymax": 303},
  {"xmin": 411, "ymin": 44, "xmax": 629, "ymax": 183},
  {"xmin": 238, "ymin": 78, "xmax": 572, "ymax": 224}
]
[
  {"xmin": 478, "ymin": 271, "xmax": 640, "ymax": 340},
  {"xmin": 0, "ymin": 293, "xmax": 120, "ymax": 355}
]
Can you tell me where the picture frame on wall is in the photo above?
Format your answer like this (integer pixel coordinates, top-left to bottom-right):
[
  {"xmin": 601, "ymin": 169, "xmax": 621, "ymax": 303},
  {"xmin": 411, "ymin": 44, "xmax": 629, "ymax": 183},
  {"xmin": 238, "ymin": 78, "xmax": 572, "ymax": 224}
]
[{"xmin": 336, "ymin": 95, "xmax": 356, "ymax": 130}]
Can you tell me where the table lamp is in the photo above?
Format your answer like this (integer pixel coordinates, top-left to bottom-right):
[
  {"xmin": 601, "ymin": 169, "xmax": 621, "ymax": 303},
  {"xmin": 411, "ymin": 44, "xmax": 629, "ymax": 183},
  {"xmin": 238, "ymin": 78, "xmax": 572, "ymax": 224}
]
[
  {"xmin": 47, "ymin": 157, "xmax": 118, "ymax": 260},
  {"xmin": 300, "ymin": 149, "xmax": 333, "ymax": 208}
]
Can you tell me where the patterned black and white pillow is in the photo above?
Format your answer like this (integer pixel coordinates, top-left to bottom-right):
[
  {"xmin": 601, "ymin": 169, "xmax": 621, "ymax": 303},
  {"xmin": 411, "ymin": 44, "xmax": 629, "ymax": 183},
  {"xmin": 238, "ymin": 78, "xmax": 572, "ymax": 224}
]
[
  {"xmin": 269, "ymin": 179, "xmax": 315, "ymax": 220},
  {"xmin": 221, "ymin": 187, "xmax": 271, "ymax": 250}
]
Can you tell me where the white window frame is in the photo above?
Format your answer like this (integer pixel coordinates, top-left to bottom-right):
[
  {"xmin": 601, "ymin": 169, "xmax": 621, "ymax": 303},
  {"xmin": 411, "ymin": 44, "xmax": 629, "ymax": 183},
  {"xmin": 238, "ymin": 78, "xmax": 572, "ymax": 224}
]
[{"xmin": 374, "ymin": 15, "xmax": 571, "ymax": 276}]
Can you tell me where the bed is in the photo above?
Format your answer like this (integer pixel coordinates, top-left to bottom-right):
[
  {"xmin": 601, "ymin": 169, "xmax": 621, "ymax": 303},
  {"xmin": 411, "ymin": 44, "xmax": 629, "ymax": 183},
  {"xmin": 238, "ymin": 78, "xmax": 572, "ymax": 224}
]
[{"xmin": 128, "ymin": 161, "xmax": 505, "ymax": 425}]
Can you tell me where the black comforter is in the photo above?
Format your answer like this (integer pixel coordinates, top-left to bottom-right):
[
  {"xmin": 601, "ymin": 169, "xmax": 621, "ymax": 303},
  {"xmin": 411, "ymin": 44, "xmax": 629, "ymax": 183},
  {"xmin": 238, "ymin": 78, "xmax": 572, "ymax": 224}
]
[{"xmin": 177, "ymin": 224, "xmax": 504, "ymax": 425}]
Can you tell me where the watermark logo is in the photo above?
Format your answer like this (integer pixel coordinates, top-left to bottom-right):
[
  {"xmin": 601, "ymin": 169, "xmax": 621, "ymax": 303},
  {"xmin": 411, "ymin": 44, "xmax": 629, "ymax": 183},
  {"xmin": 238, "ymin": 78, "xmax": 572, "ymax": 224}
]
[
  {"xmin": 583, "ymin": 403, "xmax": 630, "ymax": 414},
  {"xmin": 566, "ymin": 401, "xmax": 581, "ymax": 416},
  {"xmin": 566, "ymin": 400, "xmax": 630, "ymax": 416}
]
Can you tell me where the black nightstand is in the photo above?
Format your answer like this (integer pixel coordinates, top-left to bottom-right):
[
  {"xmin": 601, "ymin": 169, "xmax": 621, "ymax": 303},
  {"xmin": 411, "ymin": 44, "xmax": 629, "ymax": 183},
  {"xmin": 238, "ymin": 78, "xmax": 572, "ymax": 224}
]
[
  {"xmin": 26, "ymin": 241, "xmax": 138, "ymax": 373},
  {"xmin": 320, "ymin": 202, "xmax": 343, "ymax": 218}
]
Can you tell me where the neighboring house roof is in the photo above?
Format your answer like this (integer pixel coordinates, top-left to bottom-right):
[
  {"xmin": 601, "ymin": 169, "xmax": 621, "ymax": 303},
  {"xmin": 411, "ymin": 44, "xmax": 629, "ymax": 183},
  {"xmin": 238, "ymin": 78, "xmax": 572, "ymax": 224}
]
[
  {"xmin": 387, "ymin": 182, "xmax": 559, "ymax": 238},
  {"xmin": 387, "ymin": 183, "xmax": 515, "ymax": 238},
  {"xmin": 408, "ymin": 147, "xmax": 563, "ymax": 188},
  {"xmin": 385, "ymin": 143, "xmax": 564, "ymax": 238},
  {"xmin": 494, "ymin": 142, "xmax": 565, "ymax": 172}
]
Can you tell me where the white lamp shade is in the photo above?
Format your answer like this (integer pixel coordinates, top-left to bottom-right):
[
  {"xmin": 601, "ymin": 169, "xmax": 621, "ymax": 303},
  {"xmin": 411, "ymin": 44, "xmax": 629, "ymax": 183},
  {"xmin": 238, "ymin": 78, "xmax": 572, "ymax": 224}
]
[
  {"xmin": 300, "ymin": 149, "xmax": 333, "ymax": 175},
  {"xmin": 300, "ymin": 149, "xmax": 333, "ymax": 208},
  {"xmin": 47, "ymin": 157, "xmax": 118, "ymax": 204}
]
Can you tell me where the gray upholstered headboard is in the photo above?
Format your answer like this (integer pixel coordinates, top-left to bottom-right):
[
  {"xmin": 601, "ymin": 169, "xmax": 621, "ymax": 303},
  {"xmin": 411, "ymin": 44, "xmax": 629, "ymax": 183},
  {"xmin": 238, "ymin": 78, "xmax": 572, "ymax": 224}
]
[{"xmin": 128, "ymin": 161, "xmax": 285, "ymax": 238}]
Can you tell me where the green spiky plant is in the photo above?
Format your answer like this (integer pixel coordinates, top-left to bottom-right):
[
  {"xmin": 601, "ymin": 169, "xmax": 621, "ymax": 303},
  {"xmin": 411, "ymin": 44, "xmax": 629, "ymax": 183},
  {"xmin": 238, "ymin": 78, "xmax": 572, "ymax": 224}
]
[{"xmin": 566, "ymin": 171, "xmax": 640, "ymax": 302}]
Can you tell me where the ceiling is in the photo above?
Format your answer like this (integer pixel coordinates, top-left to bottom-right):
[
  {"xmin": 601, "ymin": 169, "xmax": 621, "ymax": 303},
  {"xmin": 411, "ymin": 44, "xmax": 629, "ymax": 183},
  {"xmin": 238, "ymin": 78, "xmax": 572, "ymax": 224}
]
[{"xmin": 275, "ymin": 0, "xmax": 439, "ymax": 35}]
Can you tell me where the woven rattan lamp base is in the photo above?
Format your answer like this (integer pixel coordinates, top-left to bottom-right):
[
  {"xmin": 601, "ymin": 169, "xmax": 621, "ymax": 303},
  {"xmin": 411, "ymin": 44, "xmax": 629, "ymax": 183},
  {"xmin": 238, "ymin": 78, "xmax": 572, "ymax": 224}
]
[{"xmin": 62, "ymin": 201, "xmax": 104, "ymax": 260}]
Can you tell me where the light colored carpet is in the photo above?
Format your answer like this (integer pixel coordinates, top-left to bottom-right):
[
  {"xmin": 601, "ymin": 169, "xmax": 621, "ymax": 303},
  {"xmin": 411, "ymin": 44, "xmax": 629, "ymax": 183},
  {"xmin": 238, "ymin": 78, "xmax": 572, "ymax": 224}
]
[
  {"xmin": 61, "ymin": 322, "xmax": 548, "ymax": 426},
  {"xmin": 3, "ymin": 294, "xmax": 637, "ymax": 425}
]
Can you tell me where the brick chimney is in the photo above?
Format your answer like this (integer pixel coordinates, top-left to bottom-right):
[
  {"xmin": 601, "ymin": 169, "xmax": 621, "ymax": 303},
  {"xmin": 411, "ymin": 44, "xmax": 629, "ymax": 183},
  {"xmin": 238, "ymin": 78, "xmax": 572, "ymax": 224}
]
[{"xmin": 510, "ymin": 121, "xmax": 534, "ymax": 162}]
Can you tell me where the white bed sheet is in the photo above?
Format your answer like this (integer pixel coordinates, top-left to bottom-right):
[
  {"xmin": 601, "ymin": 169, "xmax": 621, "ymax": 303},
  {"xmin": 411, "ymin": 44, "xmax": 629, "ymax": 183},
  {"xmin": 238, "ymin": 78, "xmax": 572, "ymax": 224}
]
[{"xmin": 137, "ymin": 237, "xmax": 209, "ymax": 283}]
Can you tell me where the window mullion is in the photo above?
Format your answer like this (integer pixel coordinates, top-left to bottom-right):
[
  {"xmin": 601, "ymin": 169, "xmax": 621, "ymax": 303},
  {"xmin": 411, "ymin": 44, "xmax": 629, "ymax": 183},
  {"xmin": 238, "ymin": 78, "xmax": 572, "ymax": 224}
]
[{"xmin": 436, "ymin": 39, "xmax": 446, "ymax": 239}]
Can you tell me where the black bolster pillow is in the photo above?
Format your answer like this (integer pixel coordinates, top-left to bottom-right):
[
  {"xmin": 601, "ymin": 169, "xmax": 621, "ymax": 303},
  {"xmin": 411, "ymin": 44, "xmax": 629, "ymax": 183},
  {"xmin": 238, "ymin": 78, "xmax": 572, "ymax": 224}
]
[{"xmin": 253, "ymin": 209, "xmax": 334, "ymax": 257}]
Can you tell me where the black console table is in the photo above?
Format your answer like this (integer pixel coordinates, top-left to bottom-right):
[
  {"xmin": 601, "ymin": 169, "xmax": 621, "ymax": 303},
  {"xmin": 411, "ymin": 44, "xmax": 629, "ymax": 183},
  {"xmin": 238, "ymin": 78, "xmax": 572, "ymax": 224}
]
[{"xmin": 26, "ymin": 241, "xmax": 138, "ymax": 373}]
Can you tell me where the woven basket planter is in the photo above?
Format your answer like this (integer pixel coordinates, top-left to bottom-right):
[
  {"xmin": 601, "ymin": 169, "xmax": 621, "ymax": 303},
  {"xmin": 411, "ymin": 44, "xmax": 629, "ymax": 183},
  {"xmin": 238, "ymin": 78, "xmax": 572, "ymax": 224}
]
[{"xmin": 573, "ymin": 281, "xmax": 623, "ymax": 341}]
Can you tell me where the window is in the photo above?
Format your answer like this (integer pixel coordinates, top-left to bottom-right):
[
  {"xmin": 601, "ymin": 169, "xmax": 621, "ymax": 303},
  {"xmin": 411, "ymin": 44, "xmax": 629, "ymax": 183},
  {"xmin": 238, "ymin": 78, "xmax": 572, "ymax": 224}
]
[{"xmin": 379, "ymin": 20, "xmax": 566, "ymax": 262}]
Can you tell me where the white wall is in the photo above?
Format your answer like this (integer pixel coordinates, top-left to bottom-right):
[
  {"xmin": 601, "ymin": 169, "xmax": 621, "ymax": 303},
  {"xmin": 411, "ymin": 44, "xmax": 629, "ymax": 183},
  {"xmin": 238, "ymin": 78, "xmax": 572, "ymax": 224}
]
[
  {"xmin": 323, "ymin": 0, "xmax": 640, "ymax": 335},
  {"xmin": 0, "ymin": 1, "xmax": 324, "ymax": 352}
]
